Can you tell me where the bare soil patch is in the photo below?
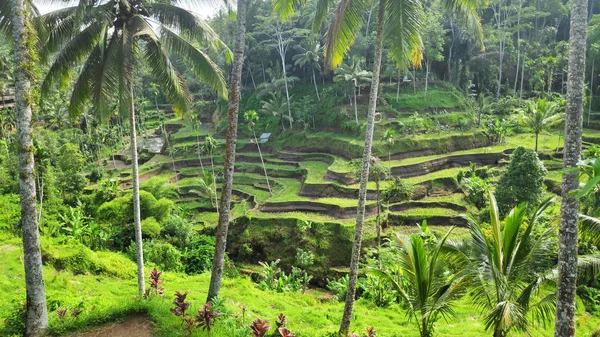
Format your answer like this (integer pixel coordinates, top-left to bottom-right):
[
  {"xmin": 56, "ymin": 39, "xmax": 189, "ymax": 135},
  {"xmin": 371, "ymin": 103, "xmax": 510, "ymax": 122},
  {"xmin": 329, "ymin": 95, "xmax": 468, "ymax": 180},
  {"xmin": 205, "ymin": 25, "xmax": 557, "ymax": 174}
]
[{"xmin": 70, "ymin": 315, "xmax": 153, "ymax": 337}]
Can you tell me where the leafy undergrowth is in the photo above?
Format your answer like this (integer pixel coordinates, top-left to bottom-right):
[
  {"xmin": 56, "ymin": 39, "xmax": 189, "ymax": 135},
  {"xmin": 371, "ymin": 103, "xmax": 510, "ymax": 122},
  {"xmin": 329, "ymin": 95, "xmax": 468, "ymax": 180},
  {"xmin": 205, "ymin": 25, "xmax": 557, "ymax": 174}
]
[{"xmin": 1, "ymin": 235, "xmax": 599, "ymax": 337}]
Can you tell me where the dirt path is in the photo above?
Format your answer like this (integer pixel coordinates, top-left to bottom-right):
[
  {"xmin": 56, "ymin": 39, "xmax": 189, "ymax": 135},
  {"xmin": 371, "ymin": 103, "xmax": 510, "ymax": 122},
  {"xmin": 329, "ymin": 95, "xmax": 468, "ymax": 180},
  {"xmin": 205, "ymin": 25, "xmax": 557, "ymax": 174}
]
[{"xmin": 71, "ymin": 316, "xmax": 153, "ymax": 337}]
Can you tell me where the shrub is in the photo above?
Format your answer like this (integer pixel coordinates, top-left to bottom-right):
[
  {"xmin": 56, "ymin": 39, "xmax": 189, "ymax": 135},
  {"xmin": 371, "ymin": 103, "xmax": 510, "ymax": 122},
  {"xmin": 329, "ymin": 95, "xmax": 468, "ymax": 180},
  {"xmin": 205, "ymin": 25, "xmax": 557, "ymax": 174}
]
[
  {"xmin": 162, "ymin": 213, "xmax": 196, "ymax": 249},
  {"xmin": 1, "ymin": 300, "xmax": 26, "ymax": 336},
  {"xmin": 183, "ymin": 235, "xmax": 217, "ymax": 275},
  {"xmin": 495, "ymin": 146, "xmax": 547, "ymax": 215},
  {"xmin": 327, "ymin": 275, "xmax": 349, "ymax": 301},
  {"xmin": 141, "ymin": 217, "xmax": 162, "ymax": 238},
  {"xmin": 152, "ymin": 198, "xmax": 174, "ymax": 222},
  {"xmin": 130, "ymin": 240, "xmax": 183, "ymax": 272},
  {"xmin": 0, "ymin": 194, "xmax": 21, "ymax": 233}
]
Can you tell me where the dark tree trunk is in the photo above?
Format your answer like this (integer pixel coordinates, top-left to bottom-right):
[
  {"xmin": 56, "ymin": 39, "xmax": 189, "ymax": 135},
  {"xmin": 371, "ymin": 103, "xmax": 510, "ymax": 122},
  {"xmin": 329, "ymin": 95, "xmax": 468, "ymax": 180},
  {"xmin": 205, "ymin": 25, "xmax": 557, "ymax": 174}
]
[
  {"xmin": 554, "ymin": 0, "xmax": 588, "ymax": 336},
  {"xmin": 207, "ymin": 0, "xmax": 247, "ymax": 302}
]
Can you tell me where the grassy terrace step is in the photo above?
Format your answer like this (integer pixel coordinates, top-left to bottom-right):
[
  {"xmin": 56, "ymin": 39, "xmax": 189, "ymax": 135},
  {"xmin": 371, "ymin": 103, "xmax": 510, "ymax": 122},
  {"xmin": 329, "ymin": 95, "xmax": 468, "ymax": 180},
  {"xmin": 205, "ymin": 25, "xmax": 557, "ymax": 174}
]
[
  {"xmin": 260, "ymin": 200, "xmax": 378, "ymax": 219},
  {"xmin": 278, "ymin": 130, "xmax": 488, "ymax": 160}
]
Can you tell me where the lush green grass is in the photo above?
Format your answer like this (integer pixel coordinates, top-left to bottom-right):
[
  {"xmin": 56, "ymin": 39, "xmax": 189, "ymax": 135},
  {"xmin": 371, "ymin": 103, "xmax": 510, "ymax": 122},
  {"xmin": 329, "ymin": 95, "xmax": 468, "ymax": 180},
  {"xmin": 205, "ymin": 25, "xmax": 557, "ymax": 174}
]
[{"xmin": 1, "ymin": 232, "xmax": 598, "ymax": 337}]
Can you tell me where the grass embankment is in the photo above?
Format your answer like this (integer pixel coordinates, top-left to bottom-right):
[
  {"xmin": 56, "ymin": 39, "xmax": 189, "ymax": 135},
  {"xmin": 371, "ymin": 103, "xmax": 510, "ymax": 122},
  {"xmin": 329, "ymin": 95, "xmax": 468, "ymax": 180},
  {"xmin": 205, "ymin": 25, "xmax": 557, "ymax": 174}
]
[{"xmin": 1, "ymin": 233, "xmax": 598, "ymax": 337}]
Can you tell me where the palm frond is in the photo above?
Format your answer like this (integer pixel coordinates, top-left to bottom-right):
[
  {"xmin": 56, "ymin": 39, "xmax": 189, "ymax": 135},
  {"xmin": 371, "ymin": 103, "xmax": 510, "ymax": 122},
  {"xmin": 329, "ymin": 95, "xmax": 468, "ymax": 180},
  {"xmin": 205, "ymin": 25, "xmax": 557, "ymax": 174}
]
[
  {"xmin": 579, "ymin": 214, "xmax": 600, "ymax": 246},
  {"xmin": 41, "ymin": 20, "xmax": 107, "ymax": 98},
  {"xmin": 274, "ymin": 0, "xmax": 306, "ymax": 21},
  {"xmin": 150, "ymin": 3, "xmax": 222, "ymax": 47},
  {"xmin": 142, "ymin": 32, "xmax": 189, "ymax": 117},
  {"xmin": 89, "ymin": 28, "xmax": 121, "ymax": 122},
  {"xmin": 383, "ymin": 0, "xmax": 424, "ymax": 70},
  {"xmin": 68, "ymin": 45, "xmax": 101, "ymax": 119},
  {"xmin": 312, "ymin": 0, "xmax": 332, "ymax": 33},
  {"xmin": 323, "ymin": 0, "xmax": 367, "ymax": 69},
  {"xmin": 160, "ymin": 26, "xmax": 227, "ymax": 100},
  {"xmin": 440, "ymin": 0, "xmax": 485, "ymax": 48}
]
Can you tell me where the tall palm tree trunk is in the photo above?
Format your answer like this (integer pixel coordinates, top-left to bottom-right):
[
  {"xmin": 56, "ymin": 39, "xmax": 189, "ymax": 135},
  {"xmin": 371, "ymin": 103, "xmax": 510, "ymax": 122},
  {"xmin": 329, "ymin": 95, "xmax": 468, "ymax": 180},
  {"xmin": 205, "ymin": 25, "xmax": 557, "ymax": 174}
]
[
  {"xmin": 535, "ymin": 132, "xmax": 539, "ymax": 152},
  {"xmin": 353, "ymin": 85, "xmax": 358, "ymax": 125},
  {"xmin": 338, "ymin": 1, "xmax": 384, "ymax": 335},
  {"xmin": 312, "ymin": 68, "xmax": 321, "ymax": 101},
  {"xmin": 11, "ymin": 2, "xmax": 49, "ymax": 335},
  {"xmin": 376, "ymin": 181, "xmax": 380, "ymax": 246},
  {"xmin": 129, "ymin": 85, "xmax": 145, "ymax": 297},
  {"xmin": 554, "ymin": 0, "xmax": 588, "ymax": 336},
  {"xmin": 207, "ymin": 0, "xmax": 246, "ymax": 302},
  {"xmin": 254, "ymin": 132, "xmax": 272, "ymax": 195}
]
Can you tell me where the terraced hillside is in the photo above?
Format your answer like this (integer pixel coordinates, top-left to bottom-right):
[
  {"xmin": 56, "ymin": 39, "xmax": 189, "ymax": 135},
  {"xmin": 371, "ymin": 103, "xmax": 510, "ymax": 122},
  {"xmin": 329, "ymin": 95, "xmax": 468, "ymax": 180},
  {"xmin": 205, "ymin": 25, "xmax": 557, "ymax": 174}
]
[{"xmin": 92, "ymin": 82, "xmax": 596, "ymax": 277}]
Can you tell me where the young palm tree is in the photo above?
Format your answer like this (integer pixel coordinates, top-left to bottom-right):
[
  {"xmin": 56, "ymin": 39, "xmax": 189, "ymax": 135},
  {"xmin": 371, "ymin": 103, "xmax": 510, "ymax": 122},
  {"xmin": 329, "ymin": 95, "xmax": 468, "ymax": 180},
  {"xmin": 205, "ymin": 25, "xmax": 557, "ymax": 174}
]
[
  {"xmin": 204, "ymin": 135, "xmax": 219, "ymax": 214},
  {"xmin": 40, "ymin": 0, "xmax": 228, "ymax": 296},
  {"xmin": 245, "ymin": 110, "xmax": 272, "ymax": 195},
  {"xmin": 5, "ymin": 0, "xmax": 49, "ymax": 335},
  {"xmin": 207, "ymin": 0, "xmax": 248, "ymax": 302},
  {"xmin": 293, "ymin": 37, "xmax": 322, "ymax": 101},
  {"xmin": 464, "ymin": 191, "xmax": 557, "ymax": 337},
  {"xmin": 374, "ymin": 228, "xmax": 465, "ymax": 337},
  {"xmin": 518, "ymin": 98, "xmax": 563, "ymax": 152},
  {"xmin": 383, "ymin": 128, "xmax": 395, "ymax": 165},
  {"xmin": 333, "ymin": 57, "xmax": 372, "ymax": 125},
  {"xmin": 469, "ymin": 92, "xmax": 492, "ymax": 127},
  {"xmin": 259, "ymin": 90, "xmax": 293, "ymax": 131},
  {"xmin": 555, "ymin": 1, "xmax": 588, "ymax": 335}
]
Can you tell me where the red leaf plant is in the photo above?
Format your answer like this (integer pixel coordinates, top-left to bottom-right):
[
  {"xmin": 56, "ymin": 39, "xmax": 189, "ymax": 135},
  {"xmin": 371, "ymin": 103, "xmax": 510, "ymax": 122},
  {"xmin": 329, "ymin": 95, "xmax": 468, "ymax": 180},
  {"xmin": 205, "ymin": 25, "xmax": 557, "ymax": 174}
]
[
  {"xmin": 195, "ymin": 302, "xmax": 222, "ymax": 337},
  {"xmin": 278, "ymin": 327, "xmax": 296, "ymax": 337},
  {"xmin": 250, "ymin": 318, "xmax": 270, "ymax": 337}
]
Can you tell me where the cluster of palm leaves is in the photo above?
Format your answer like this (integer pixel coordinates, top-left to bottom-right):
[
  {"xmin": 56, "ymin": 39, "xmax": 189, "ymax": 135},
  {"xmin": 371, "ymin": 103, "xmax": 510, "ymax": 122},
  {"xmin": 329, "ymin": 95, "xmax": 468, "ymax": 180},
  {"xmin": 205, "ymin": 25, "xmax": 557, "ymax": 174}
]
[
  {"xmin": 368, "ymin": 190, "xmax": 599, "ymax": 337},
  {"xmin": 258, "ymin": 67, "xmax": 298, "ymax": 131},
  {"xmin": 518, "ymin": 98, "xmax": 564, "ymax": 152}
]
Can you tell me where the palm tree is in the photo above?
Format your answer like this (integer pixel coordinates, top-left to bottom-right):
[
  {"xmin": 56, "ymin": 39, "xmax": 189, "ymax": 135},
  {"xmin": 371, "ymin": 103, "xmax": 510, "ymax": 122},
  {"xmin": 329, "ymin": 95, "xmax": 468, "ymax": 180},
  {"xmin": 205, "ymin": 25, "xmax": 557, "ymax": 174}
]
[
  {"xmin": 374, "ymin": 228, "xmax": 465, "ymax": 337},
  {"xmin": 518, "ymin": 98, "xmax": 563, "ymax": 152},
  {"xmin": 5, "ymin": 0, "xmax": 49, "ymax": 335},
  {"xmin": 207, "ymin": 0, "xmax": 248, "ymax": 302},
  {"xmin": 464, "ymin": 191, "xmax": 556, "ymax": 337},
  {"xmin": 190, "ymin": 114, "xmax": 205, "ymax": 173},
  {"xmin": 333, "ymin": 57, "xmax": 372, "ymax": 125},
  {"xmin": 189, "ymin": 171, "xmax": 218, "ymax": 209},
  {"xmin": 245, "ymin": 110, "xmax": 272, "ymax": 195},
  {"xmin": 555, "ymin": 2, "xmax": 588, "ymax": 334},
  {"xmin": 40, "ymin": 0, "xmax": 228, "ymax": 296},
  {"xmin": 293, "ymin": 37, "xmax": 322, "ymax": 101},
  {"xmin": 383, "ymin": 128, "xmax": 395, "ymax": 165},
  {"xmin": 469, "ymin": 92, "xmax": 492, "ymax": 127},
  {"xmin": 204, "ymin": 135, "xmax": 219, "ymax": 214},
  {"xmin": 162, "ymin": 123, "xmax": 179, "ymax": 191},
  {"xmin": 260, "ymin": 90, "xmax": 292, "ymax": 131}
]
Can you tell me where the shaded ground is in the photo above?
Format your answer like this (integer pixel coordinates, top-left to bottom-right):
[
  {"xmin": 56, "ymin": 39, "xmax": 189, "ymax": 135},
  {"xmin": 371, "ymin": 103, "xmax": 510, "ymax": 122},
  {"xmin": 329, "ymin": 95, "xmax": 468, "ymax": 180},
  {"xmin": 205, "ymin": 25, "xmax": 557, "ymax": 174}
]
[{"xmin": 71, "ymin": 316, "xmax": 153, "ymax": 337}]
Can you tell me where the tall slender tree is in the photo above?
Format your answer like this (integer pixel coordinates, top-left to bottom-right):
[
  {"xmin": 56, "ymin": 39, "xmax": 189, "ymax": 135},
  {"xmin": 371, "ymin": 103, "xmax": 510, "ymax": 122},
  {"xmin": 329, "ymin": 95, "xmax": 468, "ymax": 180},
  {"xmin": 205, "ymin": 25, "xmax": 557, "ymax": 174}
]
[
  {"xmin": 306, "ymin": 0, "xmax": 483, "ymax": 334},
  {"xmin": 207, "ymin": 0, "xmax": 247, "ymax": 302},
  {"xmin": 554, "ymin": 0, "xmax": 588, "ymax": 335},
  {"xmin": 8, "ymin": 0, "xmax": 49, "ymax": 335},
  {"xmin": 40, "ymin": 0, "xmax": 228, "ymax": 296}
]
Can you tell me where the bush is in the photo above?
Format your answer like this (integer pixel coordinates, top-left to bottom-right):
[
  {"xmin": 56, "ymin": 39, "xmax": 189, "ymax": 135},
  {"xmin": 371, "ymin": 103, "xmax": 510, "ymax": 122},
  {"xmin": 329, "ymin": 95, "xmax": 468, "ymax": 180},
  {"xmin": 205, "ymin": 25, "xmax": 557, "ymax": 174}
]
[
  {"xmin": 183, "ymin": 235, "xmax": 217, "ymax": 275},
  {"xmin": 130, "ymin": 240, "xmax": 183, "ymax": 272},
  {"xmin": 327, "ymin": 275, "xmax": 349, "ymax": 301},
  {"xmin": 0, "ymin": 194, "xmax": 21, "ymax": 233},
  {"xmin": 141, "ymin": 217, "xmax": 162, "ymax": 238},
  {"xmin": 152, "ymin": 198, "xmax": 174, "ymax": 222},
  {"xmin": 162, "ymin": 213, "xmax": 196, "ymax": 249},
  {"xmin": 1, "ymin": 300, "xmax": 26, "ymax": 336},
  {"xmin": 495, "ymin": 147, "xmax": 547, "ymax": 215}
]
